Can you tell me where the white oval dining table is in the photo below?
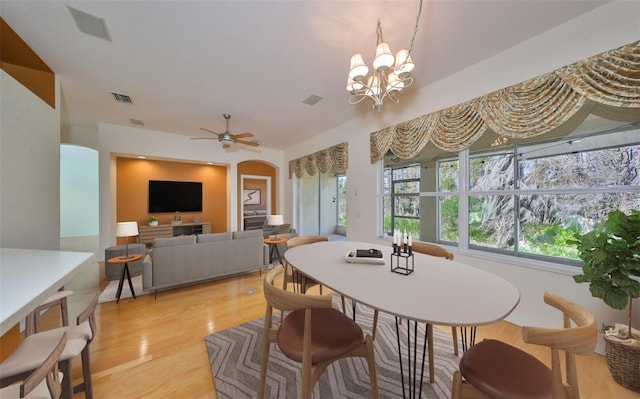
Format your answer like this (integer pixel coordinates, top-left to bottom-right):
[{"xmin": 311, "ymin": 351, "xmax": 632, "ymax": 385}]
[
  {"xmin": 285, "ymin": 240, "xmax": 520, "ymax": 327},
  {"xmin": 285, "ymin": 240, "xmax": 521, "ymax": 399}
]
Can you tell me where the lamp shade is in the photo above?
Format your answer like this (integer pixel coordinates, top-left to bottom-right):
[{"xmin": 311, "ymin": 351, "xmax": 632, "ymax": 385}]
[
  {"xmin": 348, "ymin": 53, "xmax": 369, "ymax": 81},
  {"xmin": 394, "ymin": 49, "xmax": 415, "ymax": 78},
  {"xmin": 267, "ymin": 215, "xmax": 284, "ymax": 226},
  {"xmin": 373, "ymin": 42, "xmax": 394, "ymax": 71},
  {"xmin": 116, "ymin": 221, "xmax": 139, "ymax": 237}
]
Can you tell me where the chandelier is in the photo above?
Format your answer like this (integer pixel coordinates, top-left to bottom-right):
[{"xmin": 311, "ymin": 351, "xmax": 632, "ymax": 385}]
[{"xmin": 346, "ymin": 0, "xmax": 423, "ymax": 111}]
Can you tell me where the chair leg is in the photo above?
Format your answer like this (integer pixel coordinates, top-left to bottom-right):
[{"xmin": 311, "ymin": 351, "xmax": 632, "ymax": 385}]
[
  {"xmin": 451, "ymin": 326, "xmax": 459, "ymax": 356},
  {"xmin": 372, "ymin": 310, "xmax": 379, "ymax": 341},
  {"xmin": 59, "ymin": 358, "xmax": 73, "ymax": 399},
  {"xmin": 427, "ymin": 324, "xmax": 434, "ymax": 384},
  {"xmin": 77, "ymin": 346, "xmax": 93, "ymax": 399},
  {"xmin": 365, "ymin": 335, "xmax": 379, "ymax": 399},
  {"xmin": 61, "ymin": 297, "xmax": 69, "ymax": 327}
]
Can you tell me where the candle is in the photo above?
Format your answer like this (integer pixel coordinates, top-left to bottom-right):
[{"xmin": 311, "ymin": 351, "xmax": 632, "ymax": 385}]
[
  {"xmin": 403, "ymin": 231, "xmax": 408, "ymax": 244},
  {"xmin": 408, "ymin": 234, "xmax": 412, "ymax": 246},
  {"xmin": 392, "ymin": 231, "xmax": 397, "ymax": 245}
]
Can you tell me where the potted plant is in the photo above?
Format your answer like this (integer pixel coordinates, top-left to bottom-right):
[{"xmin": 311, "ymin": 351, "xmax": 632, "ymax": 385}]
[
  {"xmin": 572, "ymin": 209, "xmax": 640, "ymax": 392},
  {"xmin": 148, "ymin": 215, "xmax": 159, "ymax": 227}
]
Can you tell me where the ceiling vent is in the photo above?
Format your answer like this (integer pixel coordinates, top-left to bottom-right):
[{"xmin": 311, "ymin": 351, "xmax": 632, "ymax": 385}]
[
  {"xmin": 112, "ymin": 92, "xmax": 133, "ymax": 104},
  {"xmin": 68, "ymin": 6, "xmax": 112, "ymax": 42},
  {"xmin": 302, "ymin": 94, "xmax": 323, "ymax": 106}
]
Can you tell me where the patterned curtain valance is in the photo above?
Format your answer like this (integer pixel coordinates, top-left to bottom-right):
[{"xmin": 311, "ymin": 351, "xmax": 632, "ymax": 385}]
[
  {"xmin": 371, "ymin": 41, "xmax": 640, "ymax": 163},
  {"xmin": 289, "ymin": 142, "xmax": 348, "ymax": 179}
]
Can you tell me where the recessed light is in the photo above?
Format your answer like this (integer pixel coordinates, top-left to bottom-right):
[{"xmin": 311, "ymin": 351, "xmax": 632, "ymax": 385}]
[{"xmin": 137, "ymin": 156, "xmax": 147, "ymax": 159}]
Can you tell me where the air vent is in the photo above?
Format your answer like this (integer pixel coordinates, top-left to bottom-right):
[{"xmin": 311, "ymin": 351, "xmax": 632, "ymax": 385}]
[
  {"xmin": 68, "ymin": 6, "xmax": 112, "ymax": 42},
  {"xmin": 302, "ymin": 94, "xmax": 323, "ymax": 106},
  {"xmin": 129, "ymin": 118, "xmax": 144, "ymax": 126},
  {"xmin": 112, "ymin": 92, "xmax": 133, "ymax": 104}
]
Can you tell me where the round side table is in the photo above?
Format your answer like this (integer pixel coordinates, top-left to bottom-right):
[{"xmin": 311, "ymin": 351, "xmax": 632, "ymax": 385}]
[
  {"xmin": 107, "ymin": 253, "xmax": 143, "ymax": 303},
  {"xmin": 263, "ymin": 237, "xmax": 287, "ymax": 266}
]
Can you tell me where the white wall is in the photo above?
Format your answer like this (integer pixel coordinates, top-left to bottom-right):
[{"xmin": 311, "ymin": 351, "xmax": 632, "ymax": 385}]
[
  {"xmin": 284, "ymin": 1, "xmax": 640, "ymax": 353},
  {"xmin": 0, "ymin": 71, "xmax": 61, "ymax": 250}
]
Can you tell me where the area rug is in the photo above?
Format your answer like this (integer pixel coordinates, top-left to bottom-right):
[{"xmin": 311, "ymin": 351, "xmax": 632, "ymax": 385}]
[
  {"xmin": 205, "ymin": 297, "xmax": 460, "ymax": 398},
  {"xmin": 98, "ymin": 275, "xmax": 149, "ymax": 303}
]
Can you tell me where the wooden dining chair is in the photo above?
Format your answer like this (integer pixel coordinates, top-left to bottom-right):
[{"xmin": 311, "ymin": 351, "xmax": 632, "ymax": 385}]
[
  {"xmin": 0, "ymin": 294, "xmax": 99, "ymax": 399},
  {"xmin": 259, "ymin": 265, "xmax": 379, "ymax": 399},
  {"xmin": 283, "ymin": 235, "xmax": 328, "ymax": 294},
  {"xmin": 451, "ymin": 292, "xmax": 597, "ymax": 399},
  {"xmin": 370, "ymin": 241, "xmax": 458, "ymax": 384},
  {"xmin": 0, "ymin": 333, "xmax": 67, "ymax": 399}
]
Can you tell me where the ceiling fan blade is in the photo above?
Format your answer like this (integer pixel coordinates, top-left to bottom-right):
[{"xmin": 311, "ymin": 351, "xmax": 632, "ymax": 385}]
[
  {"xmin": 236, "ymin": 139, "xmax": 260, "ymax": 147},
  {"xmin": 233, "ymin": 132, "xmax": 254, "ymax": 139},
  {"xmin": 200, "ymin": 128, "xmax": 221, "ymax": 136},
  {"xmin": 190, "ymin": 137, "xmax": 217, "ymax": 140},
  {"xmin": 222, "ymin": 143, "xmax": 231, "ymax": 149}
]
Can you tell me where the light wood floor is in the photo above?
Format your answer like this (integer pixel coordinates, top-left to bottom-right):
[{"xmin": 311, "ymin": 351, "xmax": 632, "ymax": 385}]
[{"xmin": 29, "ymin": 263, "xmax": 640, "ymax": 398}]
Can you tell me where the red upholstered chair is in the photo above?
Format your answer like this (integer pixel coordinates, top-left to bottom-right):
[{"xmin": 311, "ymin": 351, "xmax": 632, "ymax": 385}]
[
  {"xmin": 451, "ymin": 292, "xmax": 597, "ymax": 399},
  {"xmin": 259, "ymin": 265, "xmax": 379, "ymax": 399}
]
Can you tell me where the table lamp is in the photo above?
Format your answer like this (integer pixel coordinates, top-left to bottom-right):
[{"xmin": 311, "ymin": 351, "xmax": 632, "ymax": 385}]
[
  {"xmin": 116, "ymin": 221, "xmax": 139, "ymax": 259},
  {"xmin": 267, "ymin": 215, "xmax": 284, "ymax": 239}
]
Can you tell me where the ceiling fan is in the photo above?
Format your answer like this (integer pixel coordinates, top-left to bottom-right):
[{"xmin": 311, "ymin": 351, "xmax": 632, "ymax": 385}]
[{"xmin": 192, "ymin": 113, "xmax": 259, "ymax": 149}]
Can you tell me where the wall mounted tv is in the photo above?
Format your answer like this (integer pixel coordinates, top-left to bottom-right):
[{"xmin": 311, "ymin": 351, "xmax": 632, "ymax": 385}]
[{"xmin": 148, "ymin": 180, "xmax": 203, "ymax": 213}]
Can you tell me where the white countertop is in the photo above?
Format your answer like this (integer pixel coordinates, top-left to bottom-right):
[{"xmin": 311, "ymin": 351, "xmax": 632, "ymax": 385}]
[
  {"xmin": 285, "ymin": 241, "xmax": 520, "ymax": 327},
  {"xmin": 0, "ymin": 248, "xmax": 95, "ymax": 335}
]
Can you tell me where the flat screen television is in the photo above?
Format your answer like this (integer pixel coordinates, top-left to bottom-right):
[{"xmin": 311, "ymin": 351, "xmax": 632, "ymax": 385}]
[{"xmin": 148, "ymin": 180, "xmax": 203, "ymax": 213}]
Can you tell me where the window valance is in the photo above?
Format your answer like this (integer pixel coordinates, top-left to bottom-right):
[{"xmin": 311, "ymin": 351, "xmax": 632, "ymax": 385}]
[
  {"xmin": 289, "ymin": 142, "xmax": 348, "ymax": 178},
  {"xmin": 371, "ymin": 40, "xmax": 640, "ymax": 163}
]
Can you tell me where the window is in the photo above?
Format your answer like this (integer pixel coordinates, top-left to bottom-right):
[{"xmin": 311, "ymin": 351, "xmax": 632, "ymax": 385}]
[
  {"xmin": 383, "ymin": 164, "xmax": 420, "ymax": 237},
  {"xmin": 337, "ymin": 174, "xmax": 347, "ymax": 226},
  {"xmin": 383, "ymin": 118, "xmax": 640, "ymax": 265}
]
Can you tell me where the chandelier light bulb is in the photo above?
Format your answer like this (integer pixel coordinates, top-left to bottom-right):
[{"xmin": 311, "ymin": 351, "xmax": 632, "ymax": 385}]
[
  {"xmin": 394, "ymin": 49, "xmax": 415, "ymax": 78},
  {"xmin": 348, "ymin": 54, "xmax": 369, "ymax": 81},
  {"xmin": 366, "ymin": 75, "xmax": 381, "ymax": 96},
  {"xmin": 373, "ymin": 42, "xmax": 394, "ymax": 72},
  {"xmin": 346, "ymin": 77, "xmax": 364, "ymax": 92},
  {"xmin": 386, "ymin": 72, "xmax": 404, "ymax": 91}
]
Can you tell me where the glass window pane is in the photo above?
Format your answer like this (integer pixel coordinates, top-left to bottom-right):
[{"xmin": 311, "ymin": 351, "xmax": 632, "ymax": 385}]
[
  {"xmin": 392, "ymin": 165, "xmax": 420, "ymax": 180},
  {"xmin": 519, "ymin": 192, "xmax": 640, "ymax": 259},
  {"xmin": 438, "ymin": 195, "xmax": 459, "ymax": 243},
  {"xmin": 383, "ymin": 168, "xmax": 391, "ymax": 194},
  {"xmin": 337, "ymin": 175, "xmax": 347, "ymax": 226},
  {"xmin": 394, "ymin": 181, "xmax": 419, "ymax": 193},
  {"xmin": 519, "ymin": 144, "xmax": 640, "ymax": 189},
  {"xmin": 393, "ymin": 217, "xmax": 419, "ymax": 236},
  {"xmin": 383, "ymin": 196, "xmax": 392, "ymax": 235},
  {"xmin": 469, "ymin": 195, "xmax": 515, "ymax": 250},
  {"xmin": 394, "ymin": 195, "xmax": 419, "ymax": 218},
  {"xmin": 470, "ymin": 152, "xmax": 514, "ymax": 191},
  {"xmin": 438, "ymin": 160, "xmax": 459, "ymax": 192}
]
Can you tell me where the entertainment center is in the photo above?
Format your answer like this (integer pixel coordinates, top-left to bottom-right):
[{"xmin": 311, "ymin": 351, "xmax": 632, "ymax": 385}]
[{"xmin": 138, "ymin": 222, "xmax": 212, "ymax": 245}]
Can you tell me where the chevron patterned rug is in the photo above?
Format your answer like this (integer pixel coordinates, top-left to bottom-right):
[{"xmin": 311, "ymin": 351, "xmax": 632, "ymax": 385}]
[{"xmin": 205, "ymin": 297, "xmax": 460, "ymax": 398}]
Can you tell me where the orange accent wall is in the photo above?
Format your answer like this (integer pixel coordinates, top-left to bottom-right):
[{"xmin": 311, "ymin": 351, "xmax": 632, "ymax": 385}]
[
  {"xmin": 238, "ymin": 161, "xmax": 277, "ymax": 227},
  {"xmin": 117, "ymin": 158, "xmax": 228, "ymax": 235},
  {"xmin": 0, "ymin": 18, "xmax": 55, "ymax": 108}
]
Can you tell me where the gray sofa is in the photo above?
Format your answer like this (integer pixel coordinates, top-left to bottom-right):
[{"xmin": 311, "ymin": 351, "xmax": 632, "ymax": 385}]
[{"xmin": 142, "ymin": 229, "xmax": 269, "ymax": 293}]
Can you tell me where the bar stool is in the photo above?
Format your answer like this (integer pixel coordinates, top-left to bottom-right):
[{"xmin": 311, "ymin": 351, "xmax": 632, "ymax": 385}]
[
  {"xmin": 26, "ymin": 289, "xmax": 73, "ymax": 335},
  {"xmin": 0, "ymin": 294, "xmax": 99, "ymax": 399},
  {"xmin": 0, "ymin": 333, "xmax": 67, "ymax": 399}
]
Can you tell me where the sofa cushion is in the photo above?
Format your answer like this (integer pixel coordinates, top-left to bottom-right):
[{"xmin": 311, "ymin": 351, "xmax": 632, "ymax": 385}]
[
  {"xmin": 233, "ymin": 229, "xmax": 263, "ymax": 239},
  {"xmin": 197, "ymin": 232, "xmax": 232, "ymax": 243},
  {"xmin": 255, "ymin": 210, "xmax": 268, "ymax": 216},
  {"xmin": 153, "ymin": 235, "xmax": 196, "ymax": 248},
  {"xmin": 277, "ymin": 223, "xmax": 291, "ymax": 234},
  {"xmin": 243, "ymin": 210, "xmax": 255, "ymax": 216}
]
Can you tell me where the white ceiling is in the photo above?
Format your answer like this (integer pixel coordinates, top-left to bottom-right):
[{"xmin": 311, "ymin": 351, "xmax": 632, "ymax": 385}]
[{"xmin": 1, "ymin": 0, "xmax": 609, "ymax": 150}]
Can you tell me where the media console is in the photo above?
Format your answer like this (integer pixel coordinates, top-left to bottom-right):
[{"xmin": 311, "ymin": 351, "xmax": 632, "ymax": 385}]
[{"xmin": 138, "ymin": 222, "xmax": 212, "ymax": 245}]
